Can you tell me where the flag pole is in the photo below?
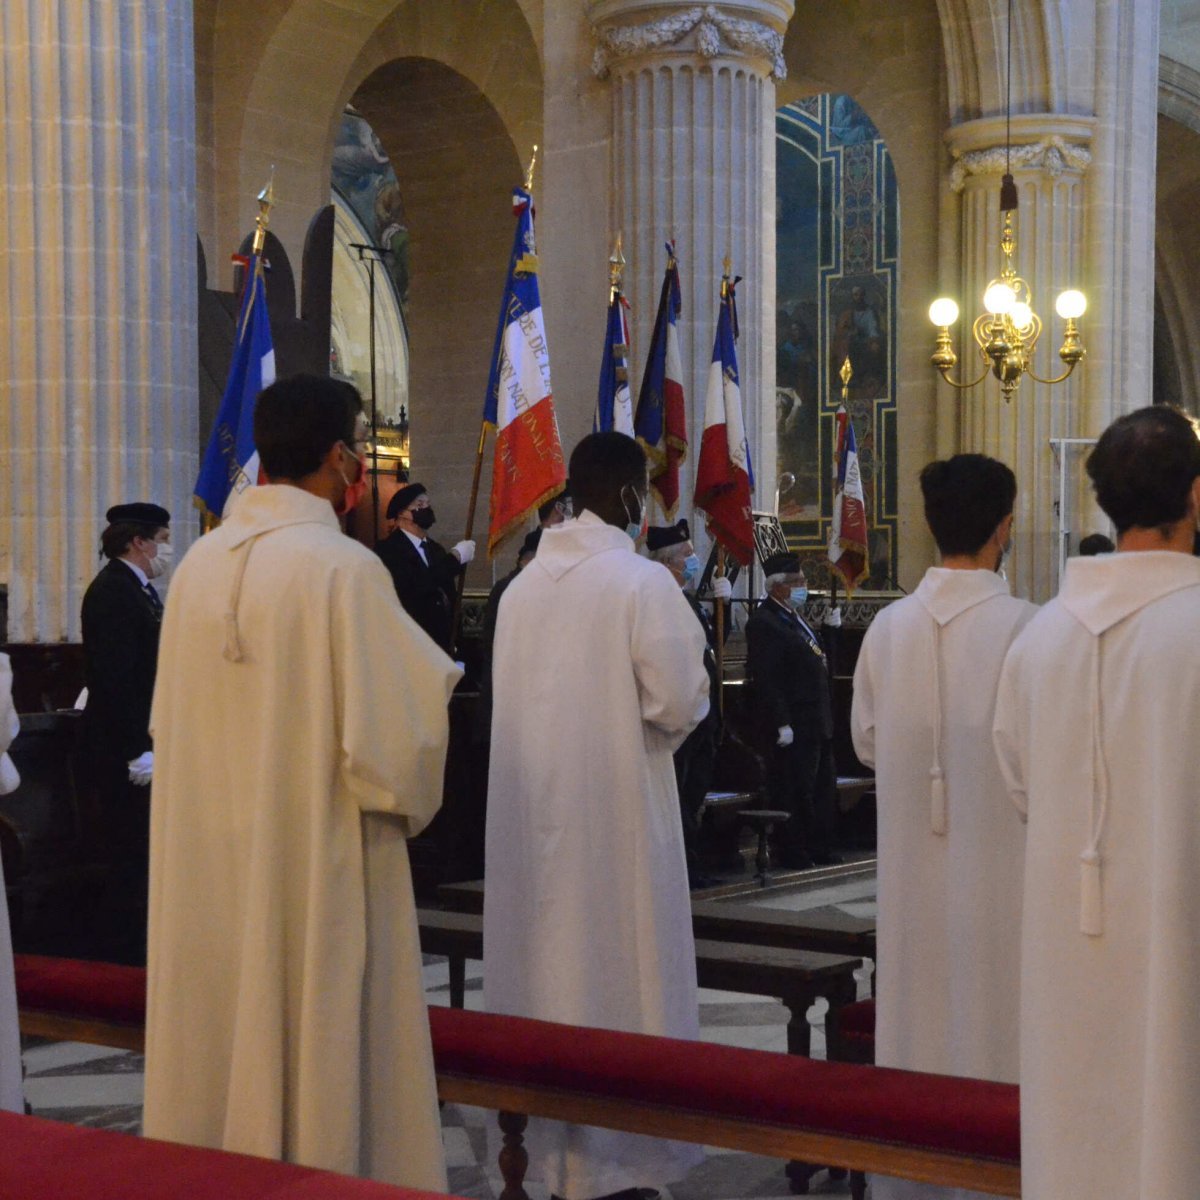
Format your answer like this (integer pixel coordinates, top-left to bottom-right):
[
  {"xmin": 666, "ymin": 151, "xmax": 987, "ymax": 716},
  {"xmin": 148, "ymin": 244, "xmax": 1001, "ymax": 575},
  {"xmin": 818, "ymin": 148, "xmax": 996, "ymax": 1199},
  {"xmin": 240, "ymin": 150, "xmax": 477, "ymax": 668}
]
[
  {"xmin": 450, "ymin": 145, "xmax": 538, "ymax": 654},
  {"xmin": 714, "ymin": 544, "xmax": 726, "ymax": 720},
  {"xmin": 711, "ymin": 255, "xmax": 734, "ymax": 720},
  {"xmin": 201, "ymin": 173, "xmax": 274, "ymax": 535}
]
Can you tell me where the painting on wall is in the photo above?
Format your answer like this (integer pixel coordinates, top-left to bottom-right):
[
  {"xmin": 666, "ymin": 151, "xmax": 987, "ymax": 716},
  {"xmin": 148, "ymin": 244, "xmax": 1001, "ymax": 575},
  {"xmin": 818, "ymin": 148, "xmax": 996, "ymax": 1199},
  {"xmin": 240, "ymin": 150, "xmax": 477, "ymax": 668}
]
[
  {"xmin": 331, "ymin": 106, "xmax": 410, "ymax": 313},
  {"xmin": 776, "ymin": 93, "xmax": 898, "ymax": 591}
]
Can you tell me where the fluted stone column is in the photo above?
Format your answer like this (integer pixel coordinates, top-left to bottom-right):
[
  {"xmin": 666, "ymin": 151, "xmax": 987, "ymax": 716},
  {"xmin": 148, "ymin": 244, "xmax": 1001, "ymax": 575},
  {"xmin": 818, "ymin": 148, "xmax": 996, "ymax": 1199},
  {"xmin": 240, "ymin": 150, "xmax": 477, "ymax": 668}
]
[
  {"xmin": 945, "ymin": 115, "xmax": 1093, "ymax": 601},
  {"xmin": 0, "ymin": 0, "xmax": 198, "ymax": 641},
  {"xmin": 588, "ymin": 0, "xmax": 793, "ymax": 529}
]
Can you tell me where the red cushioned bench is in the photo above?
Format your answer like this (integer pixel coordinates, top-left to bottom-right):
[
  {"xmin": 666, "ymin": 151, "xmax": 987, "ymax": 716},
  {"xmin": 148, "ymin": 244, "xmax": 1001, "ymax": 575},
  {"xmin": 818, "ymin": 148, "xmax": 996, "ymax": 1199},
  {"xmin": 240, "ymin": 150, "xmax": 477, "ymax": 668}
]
[
  {"xmin": 0, "ymin": 1110, "xmax": 459, "ymax": 1199},
  {"xmin": 14, "ymin": 955, "xmax": 1020, "ymax": 1197}
]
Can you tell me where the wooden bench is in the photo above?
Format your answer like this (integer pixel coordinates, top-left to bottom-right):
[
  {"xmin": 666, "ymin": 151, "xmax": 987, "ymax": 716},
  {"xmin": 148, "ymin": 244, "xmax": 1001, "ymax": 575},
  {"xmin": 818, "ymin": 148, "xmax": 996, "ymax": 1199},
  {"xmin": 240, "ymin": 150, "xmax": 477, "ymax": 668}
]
[
  {"xmin": 12, "ymin": 956, "xmax": 1020, "ymax": 1197},
  {"xmin": 415, "ymin": 907, "xmax": 861, "ymax": 1057},
  {"xmin": 437, "ymin": 881, "xmax": 876, "ymax": 963},
  {"xmin": 690, "ymin": 899, "xmax": 876, "ymax": 961}
]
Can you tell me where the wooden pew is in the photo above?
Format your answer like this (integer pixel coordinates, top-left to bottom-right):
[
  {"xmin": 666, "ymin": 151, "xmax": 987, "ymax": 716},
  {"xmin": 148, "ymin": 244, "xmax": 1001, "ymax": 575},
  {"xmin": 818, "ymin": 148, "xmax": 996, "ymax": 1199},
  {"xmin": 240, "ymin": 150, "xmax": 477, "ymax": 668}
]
[
  {"xmin": 415, "ymin": 907, "xmax": 861, "ymax": 1057},
  {"xmin": 13, "ymin": 955, "xmax": 1021, "ymax": 1197},
  {"xmin": 437, "ymin": 880, "xmax": 876, "ymax": 962}
]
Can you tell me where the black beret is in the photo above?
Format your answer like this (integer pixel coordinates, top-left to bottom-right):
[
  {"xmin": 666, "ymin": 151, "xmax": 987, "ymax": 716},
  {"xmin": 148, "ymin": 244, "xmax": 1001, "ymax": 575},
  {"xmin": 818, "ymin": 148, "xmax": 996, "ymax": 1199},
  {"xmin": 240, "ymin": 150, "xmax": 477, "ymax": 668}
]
[
  {"xmin": 645, "ymin": 519, "xmax": 691, "ymax": 553},
  {"xmin": 386, "ymin": 482, "xmax": 427, "ymax": 520},
  {"xmin": 763, "ymin": 551, "xmax": 801, "ymax": 577},
  {"xmin": 105, "ymin": 502, "xmax": 170, "ymax": 527}
]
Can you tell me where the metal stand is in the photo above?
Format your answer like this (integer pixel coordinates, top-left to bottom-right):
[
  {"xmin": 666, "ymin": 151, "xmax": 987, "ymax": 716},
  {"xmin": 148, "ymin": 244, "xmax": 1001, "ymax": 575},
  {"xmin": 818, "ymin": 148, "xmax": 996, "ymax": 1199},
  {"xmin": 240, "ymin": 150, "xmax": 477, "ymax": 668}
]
[{"xmin": 349, "ymin": 241, "xmax": 394, "ymax": 545}]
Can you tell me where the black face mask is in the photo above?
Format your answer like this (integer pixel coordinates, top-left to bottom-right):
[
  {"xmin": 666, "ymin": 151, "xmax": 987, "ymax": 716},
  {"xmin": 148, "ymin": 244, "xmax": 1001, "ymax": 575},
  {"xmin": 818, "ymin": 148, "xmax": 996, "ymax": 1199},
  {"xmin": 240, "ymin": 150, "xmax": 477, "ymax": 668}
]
[{"xmin": 412, "ymin": 507, "xmax": 436, "ymax": 531}]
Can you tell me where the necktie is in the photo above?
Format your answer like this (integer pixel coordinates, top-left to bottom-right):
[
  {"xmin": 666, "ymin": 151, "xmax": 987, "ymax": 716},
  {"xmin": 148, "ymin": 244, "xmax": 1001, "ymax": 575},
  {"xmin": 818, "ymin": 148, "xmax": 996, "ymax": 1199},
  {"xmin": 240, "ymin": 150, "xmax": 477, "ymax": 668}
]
[
  {"xmin": 144, "ymin": 582, "xmax": 163, "ymax": 617},
  {"xmin": 417, "ymin": 540, "xmax": 430, "ymax": 567}
]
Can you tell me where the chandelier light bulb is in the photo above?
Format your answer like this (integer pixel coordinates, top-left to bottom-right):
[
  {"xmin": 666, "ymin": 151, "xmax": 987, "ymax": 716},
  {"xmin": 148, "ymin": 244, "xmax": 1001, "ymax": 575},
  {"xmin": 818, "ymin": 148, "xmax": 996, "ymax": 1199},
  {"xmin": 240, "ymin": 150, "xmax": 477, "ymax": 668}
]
[
  {"xmin": 1055, "ymin": 289, "xmax": 1087, "ymax": 320},
  {"xmin": 929, "ymin": 297, "xmax": 960, "ymax": 327},
  {"xmin": 983, "ymin": 283, "xmax": 1017, "ymax": 316},
  {"xmin": 1010, "ymin": 301, "xmax": 1033, "ymax": 330}
]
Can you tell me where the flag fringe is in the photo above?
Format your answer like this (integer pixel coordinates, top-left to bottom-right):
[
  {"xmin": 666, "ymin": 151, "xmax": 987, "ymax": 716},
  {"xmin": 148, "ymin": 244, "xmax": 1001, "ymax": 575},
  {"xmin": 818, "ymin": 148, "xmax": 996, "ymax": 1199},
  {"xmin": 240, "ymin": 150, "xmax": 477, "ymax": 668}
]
[{"xmin": 487, "ymin": 478, "xmax": 564, "ymax": 557}]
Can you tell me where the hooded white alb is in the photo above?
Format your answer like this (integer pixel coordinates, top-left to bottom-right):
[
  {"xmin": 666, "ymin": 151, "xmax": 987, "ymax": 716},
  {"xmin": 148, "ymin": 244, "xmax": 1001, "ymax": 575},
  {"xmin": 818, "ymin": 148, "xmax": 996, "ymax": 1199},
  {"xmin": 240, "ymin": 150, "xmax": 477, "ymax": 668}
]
[
  {"xmin": 144, "ymin": 485, "xmax": 460, "ymax": 1189},
  {"xmin": 852, "ymin": 567, "xmax": 1035, "ymax": 1200},
  {"xmin": 484, "ymin": 511, "xmax": 710, "ymax": 1199},
  {"xmin": 994, "ymin": 549, "xmax": 1200, "ymax": 1200}
]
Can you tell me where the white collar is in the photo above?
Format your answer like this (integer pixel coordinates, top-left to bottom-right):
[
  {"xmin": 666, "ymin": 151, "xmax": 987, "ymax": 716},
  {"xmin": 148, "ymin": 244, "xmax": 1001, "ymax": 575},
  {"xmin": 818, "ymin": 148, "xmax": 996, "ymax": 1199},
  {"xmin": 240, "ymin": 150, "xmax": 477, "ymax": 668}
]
[
  {"xmin": 118, "ymin": 557, "xmax": 149, "ymax": 587},
  {"xmin": 402, "ymin": 528, "xmax": 425, "ymax": 550}
]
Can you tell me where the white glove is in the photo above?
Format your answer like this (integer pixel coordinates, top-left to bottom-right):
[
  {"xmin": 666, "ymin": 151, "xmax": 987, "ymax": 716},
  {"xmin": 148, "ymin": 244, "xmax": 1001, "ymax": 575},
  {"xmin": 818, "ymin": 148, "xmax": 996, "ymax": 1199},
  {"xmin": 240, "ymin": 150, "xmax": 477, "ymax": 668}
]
[
  {"xmin": 711, "ymin": 576, "xmax": 733, "ymax": 601},
  {"xmin": 453, "ymin": 539, "xmax": 476, "ymax": 565},
  {"xmin": 776, "ymin": 725, "xmax": 794, "ymax": 748},
  {"xmin": 127, "ymin": 751, "xmax": 154, "ymax": 786},
  {"xmin": 824, "ymin": 605, "xmax": 843, "ymax": 628}
]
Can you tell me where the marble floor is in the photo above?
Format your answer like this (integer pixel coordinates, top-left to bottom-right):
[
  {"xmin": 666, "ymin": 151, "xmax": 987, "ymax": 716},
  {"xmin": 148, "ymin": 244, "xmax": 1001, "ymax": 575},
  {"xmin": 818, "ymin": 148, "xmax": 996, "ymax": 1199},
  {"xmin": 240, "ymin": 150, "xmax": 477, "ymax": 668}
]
[{"xmin": 19, "ymin": 869, "xmax": 878, "ymax": 1200}]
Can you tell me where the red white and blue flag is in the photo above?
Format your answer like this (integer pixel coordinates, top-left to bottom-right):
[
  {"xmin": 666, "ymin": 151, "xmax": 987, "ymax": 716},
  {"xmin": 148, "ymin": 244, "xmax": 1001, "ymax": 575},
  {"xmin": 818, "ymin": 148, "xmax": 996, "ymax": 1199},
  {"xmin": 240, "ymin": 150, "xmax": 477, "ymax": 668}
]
[
  {"xmin": 595, "ymin": 285, "xmax": 634, "ymax": 435},
  {"xmin": 635, "ymin": 243, "xmax": 688, "ymax": 517},
  {"xmin": 829, "ymin": 405, "xmax": 868, "ymax": 592},
  {"xmin": 194, "ymin": 252, "xmax": 275, "ymax": 519},
  {"xmin": 483, "ymin": 185, "xmax": 567, "ymax": 554},
  {"xmin": 694, "ymin": 271, "xmax": 755, "ymax": 565}
]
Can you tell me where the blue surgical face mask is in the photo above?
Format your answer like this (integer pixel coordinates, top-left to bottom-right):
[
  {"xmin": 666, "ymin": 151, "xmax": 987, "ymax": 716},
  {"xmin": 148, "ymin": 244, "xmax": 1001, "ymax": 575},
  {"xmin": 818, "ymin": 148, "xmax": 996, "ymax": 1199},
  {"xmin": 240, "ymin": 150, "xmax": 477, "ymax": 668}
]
[
  {"xmin": 789, "ymin": 586, "xmax": 808, "ymax": 610},
  {"xmin": 622, "ymin": 487, "xmax": 647, "ymax": 542},
  {"xmin": 681, "ymin": 554, "xmax": 701, "ymax": 589}
]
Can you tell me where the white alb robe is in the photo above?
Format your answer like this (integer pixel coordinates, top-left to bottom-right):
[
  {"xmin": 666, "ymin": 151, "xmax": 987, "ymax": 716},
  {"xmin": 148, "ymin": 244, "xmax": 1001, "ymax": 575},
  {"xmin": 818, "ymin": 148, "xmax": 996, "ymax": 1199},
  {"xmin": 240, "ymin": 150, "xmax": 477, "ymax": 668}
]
[
  {"xmin": 484, "ymin": 512, "xmax": 710, "ymax": 1199},
  {"xmin": 852, "ymin": 569, "xmax": 1035, "ymax": 1200},
  {"xmin": 144, "ymin": 485, "xmax": 460, "ymax": 1190},
  {"xmin": 0, "ymin": 654, "xmax": 22, "ymax": 1114},
  {"xmin": 994, "ymin": 551, "xmax": 1200, "ymax": 1200}
]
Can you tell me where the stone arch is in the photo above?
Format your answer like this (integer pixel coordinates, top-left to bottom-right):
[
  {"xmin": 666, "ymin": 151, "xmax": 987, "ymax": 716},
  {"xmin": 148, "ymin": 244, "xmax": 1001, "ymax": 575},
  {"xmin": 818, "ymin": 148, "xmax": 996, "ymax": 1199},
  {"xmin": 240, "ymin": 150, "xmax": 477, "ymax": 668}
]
[
  {"xmin": 345, "ymin": 56, "xmax": 523, "ymax": 582},
  {"xmin": 934, "ymin": 0, "xmax": 1062, "ymax": 123},
  {"xmin": 200, "ymin": 0, "xmax": 542, "ymax": 276}
]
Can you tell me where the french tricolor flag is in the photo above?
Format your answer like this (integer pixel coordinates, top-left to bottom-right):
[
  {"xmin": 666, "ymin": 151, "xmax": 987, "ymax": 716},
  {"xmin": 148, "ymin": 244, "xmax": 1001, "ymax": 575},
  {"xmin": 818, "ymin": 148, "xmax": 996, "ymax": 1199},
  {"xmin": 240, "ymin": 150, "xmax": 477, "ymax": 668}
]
[
  {"xmin": 693, "ymin": 271, "xmax": 755, "ymax": 565},
  {"xmin": 194, "ymin": 254, "xmax": 274, "ymax": 520},
  {"xmin": 829, "ymin": 404, "xmax": 868, "ymax": 592},
  {"xmin": 483, "ymin": 186, "xmax": 567, "ymax": 554},
  {"xmin": 635, "ymin": 244, "xmax": 688, "ymax": 517}
]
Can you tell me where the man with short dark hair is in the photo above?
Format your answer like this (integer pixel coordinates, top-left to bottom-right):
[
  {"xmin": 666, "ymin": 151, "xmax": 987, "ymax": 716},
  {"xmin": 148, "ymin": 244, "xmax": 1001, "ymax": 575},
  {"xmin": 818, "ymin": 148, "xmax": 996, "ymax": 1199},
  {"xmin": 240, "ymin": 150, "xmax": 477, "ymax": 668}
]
[
  {"xmin": 537, "ymin": 479, "xmax": 572, "ymax": 526},
  {"xmin": 851, "ymin": 454, "xmax": 1035, "ymax": 1198},
  {"xmin": 375, "ymin": 482, "xmax": 474, "ymax": 653},
  {"xmin": 1078, "ymin": 531, "xmax": 1115, "ymax": 556},
  {"xmin": 746, "ymin": 551, "xmax": 840, "ymax": 868},
  {"xmin": 144, "ymin": 373, "xmax": 459, "ymax": 1191},
  {"xmin": 484, "ymin": 431, "xmax": 710, "ymax": 1200},
  {"xmin": 994, "ymin": 405, "xmax": 1200, "ymax": 1199}
]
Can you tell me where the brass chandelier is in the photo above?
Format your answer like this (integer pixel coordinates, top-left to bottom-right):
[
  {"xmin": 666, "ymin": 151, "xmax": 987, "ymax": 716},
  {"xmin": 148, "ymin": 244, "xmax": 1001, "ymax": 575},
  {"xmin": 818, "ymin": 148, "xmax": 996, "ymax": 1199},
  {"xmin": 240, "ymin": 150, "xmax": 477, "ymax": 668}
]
[{"xmin": 928, "ymin": 0, "xmax": 1086, "ymax": 401}]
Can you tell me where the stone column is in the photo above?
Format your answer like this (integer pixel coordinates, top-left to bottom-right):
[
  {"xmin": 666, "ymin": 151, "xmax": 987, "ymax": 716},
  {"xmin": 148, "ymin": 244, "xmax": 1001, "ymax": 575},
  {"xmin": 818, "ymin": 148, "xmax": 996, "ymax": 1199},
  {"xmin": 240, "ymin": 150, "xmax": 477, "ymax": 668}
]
[
  {"xmin": 0, "ymin": 0, "xmax": 198, "ymax": 641},
  {"xmin": 944, "ymin": 115, "xmax": 1094, "ymax": 601},
  {"xmin": 588, "ymin": 0, "xmax": 794, "ymax": 530}
]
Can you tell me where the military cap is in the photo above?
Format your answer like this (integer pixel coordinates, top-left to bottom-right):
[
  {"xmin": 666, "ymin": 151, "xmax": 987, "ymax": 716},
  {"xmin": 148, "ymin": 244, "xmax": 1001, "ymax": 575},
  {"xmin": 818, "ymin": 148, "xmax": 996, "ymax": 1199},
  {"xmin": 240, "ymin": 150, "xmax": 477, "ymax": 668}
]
[
  {"xmin": 386, "ymin": 482, "xmax": 427, "ymax": 520},
  {"xmin": 645, "ymin": 519, "xmax": 691, "ymax": 553},
  {"xmin": 105, "ymin": 502, "xmax": 170, "ymax": 527}
]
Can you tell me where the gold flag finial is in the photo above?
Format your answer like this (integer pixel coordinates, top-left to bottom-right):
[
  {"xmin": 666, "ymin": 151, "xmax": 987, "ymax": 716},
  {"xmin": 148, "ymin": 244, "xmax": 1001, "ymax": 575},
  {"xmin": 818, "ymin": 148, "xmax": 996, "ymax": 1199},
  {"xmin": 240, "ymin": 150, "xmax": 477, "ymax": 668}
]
[
  {"xmin": 525, "ymin": 144, "xmax": 539, "ymax": 192},
  {"xmin": 721, "ymin": 253, "xmax": 732, "ymax": 299},
  {"xmin": 840, "ymin": 356, "xmax": 853, "ymax": 401},
  {"xmin": 608, "ymin": 232, "xmax": 625, "ymax": 294},
  {"xmin": 251, "ymin": 168, "xmax": 275, "ymax": 256}
]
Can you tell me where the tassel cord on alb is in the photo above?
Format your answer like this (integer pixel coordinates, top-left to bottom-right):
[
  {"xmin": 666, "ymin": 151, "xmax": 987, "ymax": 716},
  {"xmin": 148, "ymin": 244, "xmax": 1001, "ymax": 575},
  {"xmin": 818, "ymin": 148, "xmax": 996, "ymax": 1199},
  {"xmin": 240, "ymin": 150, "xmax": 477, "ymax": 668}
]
[
  {"xmin": 928, "ymin": 617, "xmax": 948, "ymax": 836},
  {"xmin": 1080, "ymin": 639, "xmax": 1110, "ymax": 936}
]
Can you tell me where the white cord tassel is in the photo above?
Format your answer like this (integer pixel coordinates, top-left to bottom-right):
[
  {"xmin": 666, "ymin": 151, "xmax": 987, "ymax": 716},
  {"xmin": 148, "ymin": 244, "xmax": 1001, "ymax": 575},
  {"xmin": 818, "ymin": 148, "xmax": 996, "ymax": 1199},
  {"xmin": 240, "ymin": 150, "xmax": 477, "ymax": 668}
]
[
  {"xmin": 928, "ymin": 618, "xmax": 947, "ymax": 836},
  {"xmin": 223, "ymin": 611, "xmax": 245, "ymax": 663},
  {"xmin": 1080, "ymin": 848, "xmax": 1103, "ymax": 936},
  {"xmin": 1080, "ymin": 640, "xmax": 1108, "ymax": 936},
  {"xmin": 930, "ymin": 768, "xmax": 947, "ymax": 835}
]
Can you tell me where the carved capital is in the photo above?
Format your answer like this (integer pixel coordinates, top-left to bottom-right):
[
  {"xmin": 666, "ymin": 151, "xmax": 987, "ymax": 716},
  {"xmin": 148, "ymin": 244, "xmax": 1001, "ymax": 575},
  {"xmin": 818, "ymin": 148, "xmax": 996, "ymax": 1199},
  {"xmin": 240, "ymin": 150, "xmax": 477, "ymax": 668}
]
[
  {"xmin": 588, "ymin": 2, "xmax": 790, "ymax": 81},
  {"xmin": 949, "ymin": 135, "xmax": 1092, "ymax": 192}
]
